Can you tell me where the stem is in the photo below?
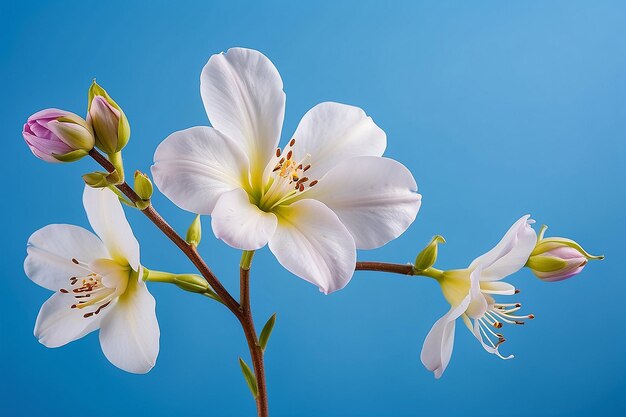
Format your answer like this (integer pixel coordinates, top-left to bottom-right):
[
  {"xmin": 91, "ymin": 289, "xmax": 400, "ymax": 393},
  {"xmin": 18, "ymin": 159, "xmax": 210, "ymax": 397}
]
[
  {"xmin": 239, "ymin": 251, "xmax": 269, "ymax": 417},
  {"xmin": 89, "ymin": 148, "xmax": 268, "ymax": 416},
  {"xmin": 355, "ymin": 261, "xmax": 444, "ymax": 279},
  {"xmin": 89, "ymin": 148, "xmax": 241, "ymax": 315}
]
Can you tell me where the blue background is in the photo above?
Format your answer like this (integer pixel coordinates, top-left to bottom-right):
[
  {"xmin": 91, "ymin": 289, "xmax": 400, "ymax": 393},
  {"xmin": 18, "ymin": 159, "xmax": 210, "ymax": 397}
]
[{"xmin": 1, "ymin": 1, "xmax": 624, "ymax": 416}]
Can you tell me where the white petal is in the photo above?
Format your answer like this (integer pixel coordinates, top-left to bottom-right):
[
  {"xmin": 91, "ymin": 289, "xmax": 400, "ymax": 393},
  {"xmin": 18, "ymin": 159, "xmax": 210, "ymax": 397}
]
[
  {"xmin": 268, "ymin": 199, "xmax": 356, "ymax": 294},
  {"xmin": 152, "ymin": 126, "xmax": 251, "ymax": 214},
  {"xmin": 480, "ymin": 281, "xmax": 516, "ymax": 295},
  {"xmin": 471, "ymin": 319, "xmax": 514, "ymax": 360},
  {"xmin": 83, "ymin": 186, "xmax": 140, "ymax": 270},
  {"xmin": 25, "ymin": 224, "xmax": 108, "ymax": 291},
  {"xmin": 291, "ymin": 102, "xmax": 387, "ymax": 181},
  {"xmin": 34, "ymin": 292, "xmax": 105, "ymax": 348},
  {"xmin": 465, "ymin": 267, "xmax": 488, "ymax": 319},
  {"xmin": 99, "ymin": 278, "xmax": 159, "ymax": 374},
  {"xmin": 305, "ymin": 156, "xmax": 421, "ymax": 249},
  {"xmin": 201, "ymin": 47, "xmax": 285, "ymax": 180},
  {"xmin": 211, "ymin": 188, "xmax": 278, "ymax": 250},
  {"xmin": 420, "ymin": 295, "xmax": 471, "ymax": 379},
  {"xmin": 469, "ymin": 215, "xmax": 537, "ymax": 281}
]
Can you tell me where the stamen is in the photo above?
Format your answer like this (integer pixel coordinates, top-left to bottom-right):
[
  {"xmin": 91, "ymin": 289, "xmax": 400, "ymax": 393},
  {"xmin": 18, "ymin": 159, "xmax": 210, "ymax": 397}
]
[
  {"xmin": 289, "ymin": 138, "xmax": 296, "ymax": 147},
  {"xmin": 309, "ymin": 180, "xmax": 318, "ymax": 187},
  {"xmin": 275, "ymin": 148, "xmax": 281, "ymax": 157}
]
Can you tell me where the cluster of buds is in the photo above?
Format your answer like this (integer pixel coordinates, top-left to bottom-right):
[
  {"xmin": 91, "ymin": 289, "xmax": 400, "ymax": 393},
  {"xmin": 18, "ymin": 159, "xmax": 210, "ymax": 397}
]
[
  {"xmin": 526, "ymin": 225, "xmax": 604, "ymax": 282},
  {"xmin": 22, "ymin": 81, "xmax": 130, "ymax": 165}
]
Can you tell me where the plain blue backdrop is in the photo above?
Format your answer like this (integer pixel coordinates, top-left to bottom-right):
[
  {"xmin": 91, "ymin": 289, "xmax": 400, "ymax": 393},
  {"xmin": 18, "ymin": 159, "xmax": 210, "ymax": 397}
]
[{"xmin": 1, "ymin": 1, "xmax": 624, "ymax": 416}]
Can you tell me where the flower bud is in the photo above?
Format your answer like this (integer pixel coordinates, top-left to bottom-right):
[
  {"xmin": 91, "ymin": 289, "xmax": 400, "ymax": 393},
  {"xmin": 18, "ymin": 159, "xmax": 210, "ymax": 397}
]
[
  {"xmin": 526, "ymin": 225, "xmax": 604, "ymax": 282},
  {"xmin": 134, "ymin": 171, "xmax": 153, "ymax": 201},
  {"xmin": 414, "ymin": 235, "xmax": 445, "ymax": 272},
  {"xmin": 173, "ymin": 274, "xmax": 209, "ymax": 293},
  {"xmin": 87, "ymin": 81, "xmax": 130, "ymax": 154},
  {"xmin": 186, "ymin": 215, "xmax": 202, "ymax": 247},
  {"xmin": 23, "ymin": 109, "xmax": 95, "ymax": 162}
]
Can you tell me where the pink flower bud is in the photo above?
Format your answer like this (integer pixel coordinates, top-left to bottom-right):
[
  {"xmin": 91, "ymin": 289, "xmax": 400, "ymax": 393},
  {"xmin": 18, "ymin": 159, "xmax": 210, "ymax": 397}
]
[
  {"xmin": 23, "ymin": 109, "xmax": 94, "ymax": 163},
  {"xmin": 87, "ymin": 81, "xmax": 130, "ymax": 154},
  {"xmin": 526, "ymin": 226, "xmax": 604, "ymax": 282}
]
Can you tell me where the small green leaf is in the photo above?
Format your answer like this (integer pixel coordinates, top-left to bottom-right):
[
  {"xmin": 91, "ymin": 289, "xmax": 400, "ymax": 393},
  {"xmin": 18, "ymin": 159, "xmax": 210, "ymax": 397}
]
[
  {"xmin": 238, "ymin": 358, "xmax": 258, "ymax": 399},
  {"xmin": 258, "ymin": 313, "xmax": 277, "ymax": 352}
]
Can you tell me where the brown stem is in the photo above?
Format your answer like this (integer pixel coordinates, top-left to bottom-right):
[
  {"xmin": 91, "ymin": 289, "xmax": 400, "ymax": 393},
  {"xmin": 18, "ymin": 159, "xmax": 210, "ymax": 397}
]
[
  {"xmin": 356, "ymin": 261, "xmax": 415, "ymax": 275},
  {"xmin": 89, "ymin": 149, "xmax": 242, "ymax": 315},
  {"xmin": 239, "ymin": 265, "xmax": 269, "ymax": 417},
  {"xmin": 89, "ymin": 148, "xmax": 270, "ymax": 415}
]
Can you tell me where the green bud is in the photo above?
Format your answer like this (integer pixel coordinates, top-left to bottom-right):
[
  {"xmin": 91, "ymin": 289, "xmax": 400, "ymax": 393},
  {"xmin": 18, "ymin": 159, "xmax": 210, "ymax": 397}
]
[
  {"xmin": 173, "ymin": 274, "xmax": 209, "ymax": 293},
  {"xmin": 82, "ymin": 171, "xmax": 110, "ymax": 188},
  {"xmin": 414, "ymin": 235, "xmax": 445, "ymax": 272},
  {"xmin": 186, "ymin": 215, "xmax": 202, "ymax": 247},
  {"xmin": 87, "ymin": 80, "xmax": 131, "ymax": 154},
  {"xmin": 134, "ymin": 171, "xmax": 153, "ymax": 201}
]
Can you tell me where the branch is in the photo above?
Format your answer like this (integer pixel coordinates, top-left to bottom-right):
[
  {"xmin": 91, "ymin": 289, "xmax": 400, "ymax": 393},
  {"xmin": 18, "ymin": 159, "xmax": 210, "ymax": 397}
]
[
  {"xmin": 88, "ymin": 149, "xmax": 241, "ymax": 316},
  {"xmin": 356, "ymin": 261, "xmax": 415, "ymax": 276}
]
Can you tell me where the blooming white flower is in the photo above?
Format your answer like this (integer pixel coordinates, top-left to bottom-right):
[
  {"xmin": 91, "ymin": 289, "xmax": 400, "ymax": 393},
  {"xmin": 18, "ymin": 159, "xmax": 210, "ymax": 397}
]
[
  {"xmin": 24, "ymin": 186, "xmax": 159, "ymax": 374},
  {"xmin": 421, "ymin": 215, "xmax": 537, "ymax": 378},
  {"xmin": 152, "ymin": 47, "xmax": 422, "ymax": 294}
]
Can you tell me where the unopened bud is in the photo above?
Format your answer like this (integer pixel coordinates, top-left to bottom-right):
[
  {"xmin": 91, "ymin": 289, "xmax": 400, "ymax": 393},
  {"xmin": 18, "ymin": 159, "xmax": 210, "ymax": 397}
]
[
  {"xmin": 173, "ymin": 274, "xmax": 209, "ymax": 293},
  {"xmin": 526, "ymin": 225, "xmax": 604, "ymax": 282},
  {"xmin": 134, "ymin": 171, "xmax": 153, "ymax": 201},
  {"xmin": 414, "ymin": 235, "xmax": 445, "ymax": 272},
  {"xmin": 87, "ymin": 80, "xmax": 130, "ymax": 154},
  {"xmin": 23, "ymin": 109, "xmax": 94, "ymax": 163},
  {"xmin": 186, "ymin": 215, "xmax": 202, "ymax": 247}
]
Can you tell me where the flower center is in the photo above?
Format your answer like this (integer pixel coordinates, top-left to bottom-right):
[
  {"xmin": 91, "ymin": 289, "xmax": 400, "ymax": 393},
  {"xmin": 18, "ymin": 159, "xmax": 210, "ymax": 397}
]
[
  {"xmin": 59, "ymin": 258, "xmax": 117, "ymax": 319},
  {"xmin": 257, "ymin": 138, "xmax": 318, "ymax": 211}
]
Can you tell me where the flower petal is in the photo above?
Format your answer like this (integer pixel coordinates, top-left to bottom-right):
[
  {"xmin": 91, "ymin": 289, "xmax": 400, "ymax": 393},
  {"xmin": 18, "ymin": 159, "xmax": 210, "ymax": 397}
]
[
  {"xmin": 480, "ymin": 280, "xmax": 516, "ymax": 295},
  {"xmin": 99, "ymin": 278, "xmax": 159, "ymax": 374},
  {"xmin": 34, "ymin": 292, "xmax": 105, "ymax": 348},
  {"xmin": 83, "ymin": 186, "xmax": 140, "ymax": 270},
  {"xmin": 304, "ymin": 156, "xmax": 421, "ymax": 249},
  {"xmin": 469, "ymin": 215, "xmax": 537, "ymax": 281},
  {"xmin": 201, "ymin": 47, "xmax": 285, "ymax": 180},
  {"xmin": 211, "ymin": 188, "xmax": 278, "ymax": 250},
  {"xmin": 152, "ymin": 126, "xmax": 250, "ymax": 214},
  {"xmin": 290, "ymin": 102, "xmax": 387, "ymax": 181},
  {"xmin": 268, "ymin": 199, "xmax": 356, "ymax": 294},
  {"xmin": 25, "ymin": 224, "xmax": 108, "ymax": 291},
  {"xmin": 420, "ymin": 295, "xmax": 471, "ymax": 379}
]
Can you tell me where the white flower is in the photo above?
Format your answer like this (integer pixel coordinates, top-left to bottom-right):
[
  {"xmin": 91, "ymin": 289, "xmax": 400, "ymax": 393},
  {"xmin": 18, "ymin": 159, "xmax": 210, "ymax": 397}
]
[
  {"xmin": 420, "ymin": 215, "xmax": 537, "ymax": 378},
  {"xmin": 152, "ymin": 47, "xmax": 422, "ymax": 294},
  {"xmin": 24, "ymin": 186, "xmax": 159, "ymax": 374}
]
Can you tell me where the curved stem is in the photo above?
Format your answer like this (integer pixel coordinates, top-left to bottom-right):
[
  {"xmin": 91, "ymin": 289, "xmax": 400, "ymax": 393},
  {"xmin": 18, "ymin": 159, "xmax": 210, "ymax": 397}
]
[
  {"xmin": 89, "ymin": 149, "xmax": 268, "ymax": 415},
  {"xmin": 89, "ymin": 149, "xmax": 241, "ymax": 316},
  {"xmin": 239, "ymin": 251, "xmax": 269, "ymax": 417}
]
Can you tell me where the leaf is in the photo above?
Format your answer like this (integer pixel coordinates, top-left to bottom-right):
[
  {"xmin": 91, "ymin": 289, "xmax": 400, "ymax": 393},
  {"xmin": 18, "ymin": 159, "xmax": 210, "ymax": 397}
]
[
  {"xmin": 238, "ymin": 358, "xmax": 258, "ymax": 399},
  {"xmin": 258, "ymin": 313, "xmax": 277, "ymax": 352}
]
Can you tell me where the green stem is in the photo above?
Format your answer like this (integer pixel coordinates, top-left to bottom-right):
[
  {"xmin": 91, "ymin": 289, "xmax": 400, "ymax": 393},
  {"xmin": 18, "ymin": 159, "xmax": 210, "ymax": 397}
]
[
  {"xmin": 107, "ymin": 151, "xmax": 125, "ymax": 184},
  {"xmin": 415, "ymin": 267, "xmax": 444, "ymax": 280},
  {"xmin": 240, "ymin": 250, "xmax": 255, "ymax": 271},
  {"xmin": 143, "ymin": 267, "xmax": 221, "ymax": 301}
]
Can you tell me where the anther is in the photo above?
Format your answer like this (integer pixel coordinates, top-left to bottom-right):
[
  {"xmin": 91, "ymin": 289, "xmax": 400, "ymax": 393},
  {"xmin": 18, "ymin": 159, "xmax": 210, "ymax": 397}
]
[
  {"xmin": 528, "ymin": 314, "xmax": 535, "ymax": 319},
  {"xmin": 83, "ymin": 312, "xmax": 94, "ymax": 318},
  {"xmin": 59, "ymin": 289, "xmax": 69, "ymax": 294},
  {"xmin": 303, "ymin": 164, "xmax": 311, "ymax": 172},
  {"xmin": 493, "ymin": 322, "xmax": 503, "ymax": 329},
  {"xmin": 289, "ymin": 138, "xmax": 296, "ymax": 147},
  {"xmin": 309, "ymin": 180, "xmax": 318, "ymax": 187},
  {"xmin": 71, "ymin": 258, "xmax": 79, "ymax": 264},
  {"xmin": 514, "ymin": 321, "xmax": 525, "ymax": 325},
  {"xmin": 275, "ymin": 148, "xmax": 281, "ymax": 157},
  {"xmin": 515, "ymin": 303, "xmax": 521, "ymax": 307},
  {"xmin": 514, "ymin": 289, "xmax": 521, "ymax": 294},
  {"xmin": 299, "ymin": 184, "xmax": 304, "ymax": 192},
  {"xmin": 286, "ymin": 150, "xmax": 293, "ymax": 160}
]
